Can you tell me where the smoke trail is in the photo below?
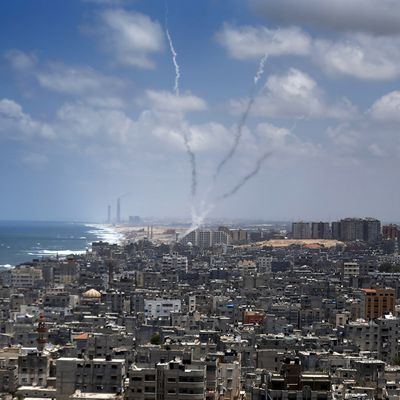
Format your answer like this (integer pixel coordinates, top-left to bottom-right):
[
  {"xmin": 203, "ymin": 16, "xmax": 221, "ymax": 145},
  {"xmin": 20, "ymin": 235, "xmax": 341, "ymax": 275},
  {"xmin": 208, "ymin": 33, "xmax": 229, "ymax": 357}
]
[
  {"xmin": 214, "ymin": 96, "xmax": 255, "ymax": 180},
  {"xmin": 218, "ymin": 152, "xmax": 272, "ymax": 200},
  {"xmin": 183, "ymin": 133, "xmax": 197, "ymax": 197},
  {"xmin": 181, "ymin": 201, "xmax": 216, "ymax": 238},
  {"xmin": 166, "ymin": 29, "xmax": 180, "ymax": 96},
  {"xmin": 165, "ymin": 20, "xmax": 197, "ymax": 198},
  {"xmin": 254, "ymin": 53, "xmax": 268, "ymax": 85},
  {"xmin": 214, "ymin": 55, "xmax": 266, "ymax": 180},
  {"xmin": 214, "ymin": 29, "xmax": 280, "ymax": 181}
]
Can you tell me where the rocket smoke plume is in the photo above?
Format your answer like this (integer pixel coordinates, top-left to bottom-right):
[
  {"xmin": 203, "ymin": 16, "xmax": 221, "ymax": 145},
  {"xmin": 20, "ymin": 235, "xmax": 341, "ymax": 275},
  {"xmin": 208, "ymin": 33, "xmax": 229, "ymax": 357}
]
[
  {"xmin": 213, "ymin": 53, "xmax": 268, "ymax": 181},
  {"xmin": 183, "ymin": 132, "xmax": 197, "ymax": 197},
  {"xmin": 218, "ymin": 152, "xmax": 272, "ymax": 200},
  {"xmin": 165, "ymin": 22, "xmax": 197, "ymax": 197},
  {"xmin": 254, "ymin": 53, "xmax": 268, "ymax": 85},
  {"xmin": 182, "ymin": 152, "xmax": 271, "ymax": 237},
  {"xmin": 166, "ymin": 29, "xmax": 180, "ymax": 96}
]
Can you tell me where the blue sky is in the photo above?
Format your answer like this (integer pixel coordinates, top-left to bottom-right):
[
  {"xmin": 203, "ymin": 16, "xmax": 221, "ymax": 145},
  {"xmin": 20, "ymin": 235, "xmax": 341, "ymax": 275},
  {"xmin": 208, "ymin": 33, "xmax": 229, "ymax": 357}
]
[{"xmin": 1, "ymin": 0, "xmax": 400, "ymax": 222}]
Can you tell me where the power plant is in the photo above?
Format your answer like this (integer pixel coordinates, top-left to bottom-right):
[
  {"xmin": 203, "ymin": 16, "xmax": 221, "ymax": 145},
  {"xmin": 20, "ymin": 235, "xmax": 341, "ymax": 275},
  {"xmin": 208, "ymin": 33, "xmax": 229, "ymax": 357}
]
[{"xmin": 116, "ymin": 197, "xmax": 121, "ymax": 224}]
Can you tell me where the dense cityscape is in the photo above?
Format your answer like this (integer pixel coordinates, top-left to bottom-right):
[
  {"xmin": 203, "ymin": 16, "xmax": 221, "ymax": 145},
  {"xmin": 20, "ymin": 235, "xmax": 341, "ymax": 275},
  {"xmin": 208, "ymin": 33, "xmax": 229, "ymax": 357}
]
[
  {"xmin": 0, "ymin": 217, "xmax": 400, "ymax": 399},
  {"xmin": 2, "ymin": 0, "xmax": 400, "ymax": 399}
]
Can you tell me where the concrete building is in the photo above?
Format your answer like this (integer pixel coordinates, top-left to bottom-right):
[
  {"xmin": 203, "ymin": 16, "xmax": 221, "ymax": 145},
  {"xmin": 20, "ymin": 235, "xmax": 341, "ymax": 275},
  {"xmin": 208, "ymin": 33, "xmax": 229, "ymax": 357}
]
[
  {"xmin": 264, "ymin": 359, "xmax": 331, "ymax": 400},
  {"xmin": 292, "ymin": 222, "xmax": 311, "ymax": 239},
  {"xmin": 383, "ymin": 224, "xmax": 398, "ymax": 240},
  {"xmin": 144, "ymin": 299, "xmax": 181, "ymax": 319},
  {"xmin": 342, "ymin": 262, "xmax": 360, "ymax": 281},
  {"xmin": 360, "ymin": 288, "xmax": 395, "ymax": 319},
  {"xmin": 364, "ymin": 218, "xmax": 381, "ymax": 244},
  {"xmin": 331, "ymin": 221, "xmax": 341, "ymax": 240},
  {"xmin": 18, "ymin": 350, "xmax": 49, "ymax": 387},
  {"xmin": 181, "ymin": 229, "xmax": 230, "ymax": 248},
  {"xmin": 56, "ymin": 357, "xmax": 126, "ymax": 399},
  {"xmin": 311, "ymin": 222, "xmax": 331, "ymax": 239},
  {"xmin": 11, "ymin": 267, "xmax": 43, "ymax": 288},
  {"xmin": 340, "ymin": 218, "xmax": 365, "ymax": 242},
  {"xmin": 127, "ymin": 358, "xmax": 206, "ymax": 400},
  {"xmin": 256, "ymin": 257, "xmax": 272, "ymax": 273},
  {"xmin": 162, "ymin": 254, "xmax": 188, "ymax": 273},
  {"xmin": 339, "ymin": 217, "xmax": 381, "ymax": 243}
]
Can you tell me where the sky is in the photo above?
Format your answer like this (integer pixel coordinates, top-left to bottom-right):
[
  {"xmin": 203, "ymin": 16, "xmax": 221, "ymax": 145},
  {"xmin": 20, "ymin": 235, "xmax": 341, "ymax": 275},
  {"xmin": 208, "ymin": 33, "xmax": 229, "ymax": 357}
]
[{"xmin": 1, "ymin": 0, "xmax": 400, "ymax": 223}]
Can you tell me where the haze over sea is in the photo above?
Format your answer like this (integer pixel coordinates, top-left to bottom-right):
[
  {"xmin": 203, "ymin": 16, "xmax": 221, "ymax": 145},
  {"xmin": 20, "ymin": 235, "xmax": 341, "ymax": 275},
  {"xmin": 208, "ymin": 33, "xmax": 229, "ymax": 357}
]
[{"xmin": 0, "ymin": 221, "xmax": 122, "ymax": 267}]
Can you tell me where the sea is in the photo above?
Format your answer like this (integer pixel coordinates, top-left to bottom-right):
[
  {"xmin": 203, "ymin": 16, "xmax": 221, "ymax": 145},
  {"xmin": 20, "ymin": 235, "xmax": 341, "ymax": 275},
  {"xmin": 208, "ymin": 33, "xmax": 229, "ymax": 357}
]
[{"xmin": 0, "ymin": 221, "xmax": 123, "ymax": 268}]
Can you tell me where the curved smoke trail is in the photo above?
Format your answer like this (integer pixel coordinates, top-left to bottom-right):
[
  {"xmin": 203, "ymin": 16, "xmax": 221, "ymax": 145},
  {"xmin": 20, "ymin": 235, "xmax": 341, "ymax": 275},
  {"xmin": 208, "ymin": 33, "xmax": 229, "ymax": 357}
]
[
  {"xmin": 213, "ymin": 54, "xmax": 269, "ymax": 181},
  {"xmin": 214, "ymin": 29, "xmax": 280, "ymax": 182},
  {"xmin": 218, "ymin": 152, "xmax": 272, "ymax": 200}
]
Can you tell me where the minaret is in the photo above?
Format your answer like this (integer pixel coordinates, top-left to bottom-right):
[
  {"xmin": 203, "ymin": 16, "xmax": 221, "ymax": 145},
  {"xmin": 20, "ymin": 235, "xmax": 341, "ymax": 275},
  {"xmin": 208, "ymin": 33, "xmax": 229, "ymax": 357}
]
[{"xmin": 37, "ymin": 314, "xmax": 47, "ymax": 353}]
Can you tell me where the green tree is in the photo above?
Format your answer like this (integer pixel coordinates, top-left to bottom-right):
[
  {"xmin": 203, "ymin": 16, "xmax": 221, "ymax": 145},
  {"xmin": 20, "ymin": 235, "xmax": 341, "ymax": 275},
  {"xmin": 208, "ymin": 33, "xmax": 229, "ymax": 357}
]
[{"xmin": 150, "ymin": 332, "xmax": 161, "ymax": 345}]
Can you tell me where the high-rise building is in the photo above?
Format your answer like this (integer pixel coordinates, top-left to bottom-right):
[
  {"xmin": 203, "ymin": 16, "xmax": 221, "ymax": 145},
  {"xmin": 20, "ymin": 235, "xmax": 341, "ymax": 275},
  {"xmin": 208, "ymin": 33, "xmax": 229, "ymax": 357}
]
[
  {"xmin": 339, "ymin": 217, "xmax": 381, "ymax": 243},
  {"xmin": 292, "ymin": 222, "xmax": 311, "ymax": 239},
  {"xmin": 360, "ymin": 288, "xmax": 395, "ymax": 320},
  {"xmin": 311, "ymin": 222, "xmax": 331, "ymax": 239},
  {"xmin": 331, "ymin": 221, "xmax": 341, "ymax": 240},
  {"xmin": 383, "ymin": 224, "xmax": 398, "ymax": 240},
  {"xmin": 340, "ymin": 218, "xmax": 365, "ymax": 242},
  {"xmin": 107, "ymin": 205, "xmax": 111, "ymax": 224},
  {"xmin": 181, "ymin": 229, "xmax": 230, "ymax": 248},
  {"xmin": 364, "ymin": 218, "xmax": 381, "ymax": 244}
]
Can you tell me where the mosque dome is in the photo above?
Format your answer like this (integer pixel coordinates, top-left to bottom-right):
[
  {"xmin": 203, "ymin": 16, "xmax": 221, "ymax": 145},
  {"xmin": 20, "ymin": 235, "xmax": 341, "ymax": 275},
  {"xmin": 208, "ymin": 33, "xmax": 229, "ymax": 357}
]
[{"xmin": 83, "ymin": 288, "xmax": 101, "ymax": 298}]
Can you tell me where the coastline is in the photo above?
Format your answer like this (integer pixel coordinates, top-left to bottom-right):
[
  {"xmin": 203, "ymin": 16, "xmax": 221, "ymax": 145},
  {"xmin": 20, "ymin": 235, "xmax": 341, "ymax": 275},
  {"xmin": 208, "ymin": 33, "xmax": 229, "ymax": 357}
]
[{"xmin": 0, "ymin": 222, "xmax": 124, "ymax": 267}]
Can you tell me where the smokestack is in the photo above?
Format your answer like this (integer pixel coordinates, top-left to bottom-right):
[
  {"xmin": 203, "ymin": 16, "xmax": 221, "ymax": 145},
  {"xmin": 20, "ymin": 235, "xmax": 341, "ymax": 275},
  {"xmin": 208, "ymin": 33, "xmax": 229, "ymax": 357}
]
[
  {"xmin": 116, "ymin": 198, "xmax": 121, "ymax": 224},
  {"xmin": 107, "ymin": 205, "xmax": 111, "ymax": 224}
]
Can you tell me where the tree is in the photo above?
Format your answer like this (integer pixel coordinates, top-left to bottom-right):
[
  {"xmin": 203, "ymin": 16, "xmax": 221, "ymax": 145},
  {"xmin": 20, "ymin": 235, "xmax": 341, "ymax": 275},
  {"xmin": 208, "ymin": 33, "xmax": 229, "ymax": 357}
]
[{"xmin": 150, "ymin": 332, "xmax": 161, "ymax": 345}]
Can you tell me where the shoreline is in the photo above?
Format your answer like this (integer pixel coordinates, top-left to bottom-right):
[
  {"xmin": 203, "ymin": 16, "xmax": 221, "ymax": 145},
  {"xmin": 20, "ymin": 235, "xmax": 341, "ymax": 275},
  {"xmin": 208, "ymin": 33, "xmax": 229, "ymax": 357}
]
[{"xmin": 0, "ymin": 222, "xmax": 123, "ymax": 267}]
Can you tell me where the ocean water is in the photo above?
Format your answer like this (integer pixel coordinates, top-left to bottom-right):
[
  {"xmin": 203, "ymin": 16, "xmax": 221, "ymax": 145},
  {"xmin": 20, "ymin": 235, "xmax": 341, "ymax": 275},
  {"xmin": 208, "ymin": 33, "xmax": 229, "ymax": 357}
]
[{"xmin": 0, "ymin": 221, "xmax": 123, "ymax": 267}]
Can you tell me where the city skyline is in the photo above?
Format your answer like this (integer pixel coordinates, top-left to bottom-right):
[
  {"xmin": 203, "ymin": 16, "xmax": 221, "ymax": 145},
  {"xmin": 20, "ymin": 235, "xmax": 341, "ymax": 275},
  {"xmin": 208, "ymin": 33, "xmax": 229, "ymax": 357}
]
[{"xmin": 1, "ymin": 0, "xmax": 400, "ymax": 221}]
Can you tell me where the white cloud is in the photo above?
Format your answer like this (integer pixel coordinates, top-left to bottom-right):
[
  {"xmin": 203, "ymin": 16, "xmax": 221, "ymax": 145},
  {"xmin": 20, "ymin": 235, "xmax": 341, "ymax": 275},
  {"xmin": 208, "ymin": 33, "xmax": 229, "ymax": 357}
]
[
  {"xmin": 187, "ymin": 122, "xmax": 232, "ymax": 152},
  {"xmin": 314, "ymin": 35, "xmax": 400, "ymax": 80},
  {"xmin": 369, "ymin": 91, "xmax": 400, "ymax": 122},
  {"xmin": 36, "ymin": 63, "xmax": 125, "ymax": 96},
  {"xmin": 96, "ymin": 9, "xmax": 164, "ymax": 68},
  {"xmin": 216, "ymin": 22, "xmax": 400, "ymax": 81},
  {"xmin": 84, "ymin": 96, "xmax": 126, "ymax": 109},
  {"xmin": 230, "ymin": 68, "xmax": 356, "ymax": 119},
  {"xmin": 327, "ymin": 124, "xmax": 362, "ymax": 152},
  {"xmin": 4, "ymin": 49, "xmax": 37, "ymax": 71},
  {"xmin": 0, "ymin": 99, "xmax": 55, "ymax": 140},
  {"xmin": 256, "ymin": 122, "xmax": 321, "ymax": 157},
  {"xmin": 216, "ymin": 24, "xmax": 311, "ymax": 60},
  {"xmin": 145, "ymin": 90, "xmax": 207, "ymax": 113},
  {"xmin": 56, "ymin": 102, "xmax": 135, "ymax": 143},
  {"xmin": 250, "ymin": 0, "xmax": 400, "ymax": 36}
]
